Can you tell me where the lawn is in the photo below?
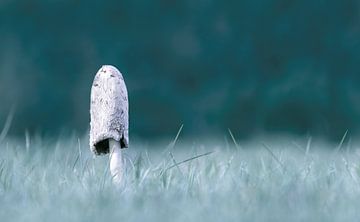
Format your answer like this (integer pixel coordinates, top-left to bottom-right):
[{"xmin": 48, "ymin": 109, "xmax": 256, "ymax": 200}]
[{"xmin": 0, "ymin": 134, "xmax": 360, "ymax": 222}]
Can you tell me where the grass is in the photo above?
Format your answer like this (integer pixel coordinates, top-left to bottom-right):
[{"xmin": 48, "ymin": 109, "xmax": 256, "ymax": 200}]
[{"xmin": 1, "ymin": 134, "xmax": 360, "ymax": 222}]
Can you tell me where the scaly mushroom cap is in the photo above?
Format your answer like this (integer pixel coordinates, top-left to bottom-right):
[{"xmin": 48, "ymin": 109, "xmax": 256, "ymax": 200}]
[{"xmin": 90, "ymin": 65, "xmax": 129, "ymax": 155}]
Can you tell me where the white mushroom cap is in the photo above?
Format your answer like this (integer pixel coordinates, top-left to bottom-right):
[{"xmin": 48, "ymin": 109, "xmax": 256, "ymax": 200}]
[{"xmin": 90, "ymin": 65, "xmax": 129, "ymax": 155}]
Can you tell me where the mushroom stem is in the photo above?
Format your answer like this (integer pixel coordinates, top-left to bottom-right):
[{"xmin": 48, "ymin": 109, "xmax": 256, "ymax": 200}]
[{"xmin": 109, "ymin": 139, "xmax": 123, "ymax": 184}]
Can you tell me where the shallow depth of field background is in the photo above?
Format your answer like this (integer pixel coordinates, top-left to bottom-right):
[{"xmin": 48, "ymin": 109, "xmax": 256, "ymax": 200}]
[
  {"xmin": 0, "ymin": 0, "xmax": 359, "ymax": 141},
  {"xmin": 1, "ymin": 2, "xmax": 360, "ymax": 222}
]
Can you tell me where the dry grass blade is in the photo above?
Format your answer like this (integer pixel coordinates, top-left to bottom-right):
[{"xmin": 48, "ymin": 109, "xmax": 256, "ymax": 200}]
[
  {"xmin": 164, "ymin": 151, "xmax": 215, "ymax": 172},
  {"xmin": 72, "ymin": 154, "xmax": 80, "ymax": 171},
  {"xmin": 306, "ymin": 136, "xmax": 312, "ymax": 156},
  {"xmin": 169, "ymin": 152, "xmax": 183, "ymax": 176},
  {"xmin": 291, "ymin": 141, "xmax": 305, "ymax": 153},
  {"xmin": 228, "ymin": 128, "xmax": 241, "ymax": 150},
  {"xmin": 77, "ymin": 138, "xmax": 82, "ymax": 168},
  {"xmin": 335, "ymin": 130, "xmax": 348, "ymax": 153},
  {"xmin": 262, "ymin": 143, "xmax": 285, "ymax": 170},
  {"xmin": 162, "ymin": 124, "xmax": 183, "ymax": 155},
  {"xmin": 25, "ymin": 130, "xmax": 30, "ymax": 153},
  {"xmin": 0, "ymin": 106, "xmax": 15, "ymax": 144}
]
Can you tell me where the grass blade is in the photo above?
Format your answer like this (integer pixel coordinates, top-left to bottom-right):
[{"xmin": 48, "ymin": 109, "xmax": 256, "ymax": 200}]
[
  {"xmin": 169, "ymin": 152, "xmax": 183, "ymax": 176},
  {"xmin": 163, "ymin": 124, "xmax": 183, "ymax": 155},
  {"xmin": 335, "ymin": 130, "xmax": 348, "ymax": 153},
  {"xmin": 0, "ymin": 106, "xmax": 15, "ymax": 144},
  {"xmin": 228, "ymin": 128, "xmax": 241, "ymax": 150},
  {"xmin": 164, "ymin": 151, "xmax": 215, "ymax": 172},
  {"xmin": 306, "ymin": 136, "xmax": 312, "ymax": 156},
  {"xmin": 262, "ymin": 143, "xmax": 285, "ymax": 171}
]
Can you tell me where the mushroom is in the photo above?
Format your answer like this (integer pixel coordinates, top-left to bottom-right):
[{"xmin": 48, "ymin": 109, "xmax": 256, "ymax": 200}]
[{"xmin": 90, "ymin": 65, "xmax": 129, "ymax": 184}]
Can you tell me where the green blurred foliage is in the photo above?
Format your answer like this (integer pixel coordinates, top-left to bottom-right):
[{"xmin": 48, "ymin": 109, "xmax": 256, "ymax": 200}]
[{"xmin": 0, "ymin": 0, "xmax": 359, "ymax": 139}]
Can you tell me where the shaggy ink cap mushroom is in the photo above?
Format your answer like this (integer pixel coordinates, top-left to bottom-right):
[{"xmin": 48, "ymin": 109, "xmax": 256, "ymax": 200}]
[{"xmin": 90, "ymin": 65, "xmax": 129, "ymax": 155}]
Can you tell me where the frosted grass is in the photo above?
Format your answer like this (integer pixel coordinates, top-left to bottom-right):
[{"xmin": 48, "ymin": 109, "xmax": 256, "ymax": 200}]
[{"xmin": 1, "ymin": 136, "xmax": 360, "ymax": 222}]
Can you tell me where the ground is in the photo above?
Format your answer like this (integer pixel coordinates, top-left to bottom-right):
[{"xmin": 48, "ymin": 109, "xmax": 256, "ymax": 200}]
[{"xmin": 0, "ymin": 135, "xmax": 360, "ymax": 222}]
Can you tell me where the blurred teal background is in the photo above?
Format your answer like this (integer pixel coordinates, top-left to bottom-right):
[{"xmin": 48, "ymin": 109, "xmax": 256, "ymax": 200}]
[{"xmin": 0, "ymin": 0, "xmax": 359, "ymax": 140}]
